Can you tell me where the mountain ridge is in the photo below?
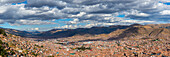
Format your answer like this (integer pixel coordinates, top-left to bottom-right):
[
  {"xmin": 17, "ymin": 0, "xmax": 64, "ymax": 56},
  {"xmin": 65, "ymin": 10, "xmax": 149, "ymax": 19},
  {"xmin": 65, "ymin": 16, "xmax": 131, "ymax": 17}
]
[
  {"xmin": 1, "ymin": 23, "xmax": 170, "ymax": 39},
  {"xmin": 60, "ymin": 24, "xmax": 170, "ymax": 42}
]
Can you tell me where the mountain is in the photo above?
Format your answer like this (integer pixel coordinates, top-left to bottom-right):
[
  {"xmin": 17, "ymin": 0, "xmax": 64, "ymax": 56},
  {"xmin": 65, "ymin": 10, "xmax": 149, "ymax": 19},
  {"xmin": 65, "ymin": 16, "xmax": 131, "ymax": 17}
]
[
  {"xmin": 0, "ymin": 25, "xmax": 132, "ymax": 38},
  {"xmin": 107, "ymin": 24, "xmax": 170, "ymax": 40},
  {"xmin": 30, "ymin": 25, "xmax": 131, "ymax": 38},
  {"xmin": 61, "ymin": 24, "xmax": 170, "ymax": 42},
  {"xmin": 1, "ymin": 24, "xmax": 169, "ymax": 57},
  {"xmin": 1, "ymin": 28, "xmax": 41, "ymax": 37},
  {"xmin": 1, "ymin": 24, "xmax": 170, "ymax": 39},
  {"xmin": 4, "ymin": 29, "xmax": 33, "ymax": 37}
]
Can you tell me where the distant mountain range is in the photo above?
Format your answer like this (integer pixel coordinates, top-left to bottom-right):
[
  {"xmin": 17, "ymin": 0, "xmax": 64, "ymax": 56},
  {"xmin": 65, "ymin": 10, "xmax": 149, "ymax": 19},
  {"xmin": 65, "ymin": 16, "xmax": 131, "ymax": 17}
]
[
  {"xmin": 1, "ymin": 24, "xmax": 170, "ymax": 39},
  {"xmin": 2, "ymin": 24, "xmax": 139, "ymax": 38},
  {"xmin": 63, "ymin": 24, "xmax": 170, "ymax": 42}
]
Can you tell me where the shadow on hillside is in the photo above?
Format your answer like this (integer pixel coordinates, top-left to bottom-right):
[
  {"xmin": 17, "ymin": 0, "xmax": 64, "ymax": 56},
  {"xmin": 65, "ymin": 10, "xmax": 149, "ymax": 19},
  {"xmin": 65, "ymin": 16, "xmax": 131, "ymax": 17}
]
[
  {"xmin": 107, "ymin": 26, "xmax": 165, "ymax": 40},
  {"xmin": 77, "ymin": 39, "xmax": 103, "ymax": 42},
  {"xmin": 107, "ymin": 27, "xmax": 139, "ymax": 40},
  {"xmin": 107, "ymin": 37, "xmax": 122, "ymax": 40},
  {"xmin": 32, "ymin": 26, "xmax": 130, "ymax": 38}
]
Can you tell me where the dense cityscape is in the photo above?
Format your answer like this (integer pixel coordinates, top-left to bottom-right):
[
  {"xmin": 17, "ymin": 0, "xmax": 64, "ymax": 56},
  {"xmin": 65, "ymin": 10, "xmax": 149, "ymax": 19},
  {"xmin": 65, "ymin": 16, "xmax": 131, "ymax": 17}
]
[
  {"xmin": 0, "ymin": 0, "xmax": 170, "ymax": 57},
  {"xmin": 0, "ymin": 24, "xmax": 169, "ymax": 57}
]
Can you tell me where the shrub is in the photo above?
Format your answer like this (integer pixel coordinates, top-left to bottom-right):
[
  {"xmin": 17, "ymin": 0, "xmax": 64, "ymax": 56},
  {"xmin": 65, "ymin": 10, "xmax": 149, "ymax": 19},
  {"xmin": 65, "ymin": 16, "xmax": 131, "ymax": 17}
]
[
  {"xmin": 0, "ymin": 29, "xmax": 7, "ymax": 36},
  {"xmin": 0, "ymin": 44, "xmax": 8, "ymax": 56},
  {"xmin": 41, "ymin": 45, "xmax": 43, "ymax": 48},
  {"xmin": 48, "ymin": 56, "xmax": 54, "ymax": 57},
  {"xmin": 31, "ymin": 52, "xmax": 38, "ymax": 56},
  {"xmin": 75, "ymin": 46, "xmax": 91, "ymax": 51},
  {"xmin": 0, "ymin": 40, "xmax": 3, "ymax": 44}
]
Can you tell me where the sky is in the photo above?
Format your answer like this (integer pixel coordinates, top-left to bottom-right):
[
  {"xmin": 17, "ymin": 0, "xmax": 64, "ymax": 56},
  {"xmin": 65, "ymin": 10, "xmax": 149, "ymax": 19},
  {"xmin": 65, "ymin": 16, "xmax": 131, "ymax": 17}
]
[{"xmin": 0, "ymin": 0, "xmax": 170, "ymax": 31}]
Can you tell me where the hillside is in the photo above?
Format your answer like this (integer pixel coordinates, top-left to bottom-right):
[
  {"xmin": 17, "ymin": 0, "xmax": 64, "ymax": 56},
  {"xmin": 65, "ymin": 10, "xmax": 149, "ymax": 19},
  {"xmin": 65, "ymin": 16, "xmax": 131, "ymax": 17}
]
[
  {"xmin": 1, "ymin": 24, "xmax": 170, "ymax": 40},
  {"xmin": 0, "ymin": 28, "xmax": 41, "ymax": 37},
  {"xmin": 61, "ymin": 24, "xmax": 170, "ymax": 42},
  {"xmin": 108, "ymin": 25, "xmax": 170, "ymax": 40},
  {"xmin": 30, "ymin": 25, "xmax": 131, "ymax": 38},
  {"xmin": 0, "ymin": 24, "xmax": 169, "ymax": 57}
]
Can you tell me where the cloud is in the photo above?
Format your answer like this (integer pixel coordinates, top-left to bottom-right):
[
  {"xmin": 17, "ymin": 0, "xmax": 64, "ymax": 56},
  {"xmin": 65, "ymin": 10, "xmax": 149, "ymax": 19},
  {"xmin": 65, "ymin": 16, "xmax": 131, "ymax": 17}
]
[
  {"xmin": 25, "ymin": 0, "xmax": 67, "ymax": 9},
  {"xmin": 0, "ymin": 4, "xmax": 36, "ymax": 20},
  {"xmin": 0, "ymin": 0, "xmax": 170, "ymax": 30},
  {"xmin": 0, "ymin": 0, "xmax": 25, "ymax": 4},
  {"xmin": 160, "ymin": 10, "xmax": 170, "ymax": 15},
  {"xmin": 54, "ymin": 19, "xmax": 157, "ymax": 29},
  {"xmin": 34, "ymin": 28, "xmax": 39, "ymax": 30},
  {"xmin": 10, "ymin": 20, "xmax": 56, "ymax": 26},
  {"xmin": 0, "ymin": 19, "xmax": 5, "ymax": 24}
]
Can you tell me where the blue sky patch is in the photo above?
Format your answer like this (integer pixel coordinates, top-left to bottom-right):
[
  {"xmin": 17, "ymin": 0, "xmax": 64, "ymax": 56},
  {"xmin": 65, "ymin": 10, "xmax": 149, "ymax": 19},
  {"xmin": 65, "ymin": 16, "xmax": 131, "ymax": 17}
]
[
  {"xmin": 163, "ymin": 3, "xmax": 170, "ymax": 5},
  {"xmin": 117, "ymin": 15, "xmax": 125, "ymax": 17},
  {"xmin": 11, "ymin": 0, "xmax": 27, "ymax": 5},
  {"xmin": 159, "ymin": 1, "xmax": 170, "ymax": 5}
]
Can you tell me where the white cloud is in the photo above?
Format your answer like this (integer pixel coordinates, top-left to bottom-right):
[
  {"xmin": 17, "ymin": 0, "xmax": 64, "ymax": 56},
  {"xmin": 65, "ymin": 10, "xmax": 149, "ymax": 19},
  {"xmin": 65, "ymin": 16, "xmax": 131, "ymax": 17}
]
[
  {"xmin": 0, "ymin": 6, "xmax": 7, "ymax": 13},
  {"xmin": 69, "ymin": 12, "xmax": 86, "ymax": 17},
  {"xmin": 34, "ymin": 28, "xmax": 39, "ymax": 30},
  {"xmin": 160, "ymin": 10, "xmax": 170, "ymax": 15},
  {"xmin": 10, "ymin": 20, "xmax": 56, "ymax": 26},
  {"xmin": 136, "ymin": 13, "xmax": 150, "ymax": 17},
  {"xmin": 0, "ymin": 0, "xmax": 170, "ymax": 30},
  {"xmin": 0, "ymin": 19, "xmax": 5, "ymax": 24},
  {"xmin": 121, "ymin": 20, "xmax": 156, "ymax": 23}
]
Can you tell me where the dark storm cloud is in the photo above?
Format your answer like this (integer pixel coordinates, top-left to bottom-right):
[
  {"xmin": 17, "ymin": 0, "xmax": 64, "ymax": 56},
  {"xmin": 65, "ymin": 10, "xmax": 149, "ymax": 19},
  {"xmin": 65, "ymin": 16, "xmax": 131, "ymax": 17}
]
[
  {"xmin": 126, "ymin": 15, "xmax": 170, "ymax": 22},
  {"xmin": 25, "ymin": 0, "xmax": 67, "ymax": 9}
]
